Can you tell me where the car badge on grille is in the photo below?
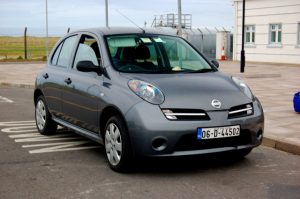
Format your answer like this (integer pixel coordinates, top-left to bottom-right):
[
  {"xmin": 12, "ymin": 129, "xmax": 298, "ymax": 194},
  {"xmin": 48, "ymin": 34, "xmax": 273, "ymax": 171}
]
[{"xmin": 211, "ymin": 99, "xmax": 221, "ymax": 109}]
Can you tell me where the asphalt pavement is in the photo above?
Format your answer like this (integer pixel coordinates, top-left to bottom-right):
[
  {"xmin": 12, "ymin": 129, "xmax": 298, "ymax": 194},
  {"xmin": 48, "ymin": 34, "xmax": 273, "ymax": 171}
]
[{"xmin": 0, "ymin": 86, "xmax": 300, "ymax": 199}]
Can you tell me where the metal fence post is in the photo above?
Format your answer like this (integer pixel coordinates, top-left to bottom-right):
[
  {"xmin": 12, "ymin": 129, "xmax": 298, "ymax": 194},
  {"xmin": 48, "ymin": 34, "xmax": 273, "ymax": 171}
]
[{"xmin": 24, "ymin": 27, "xmax": 27, "ymax": 59}]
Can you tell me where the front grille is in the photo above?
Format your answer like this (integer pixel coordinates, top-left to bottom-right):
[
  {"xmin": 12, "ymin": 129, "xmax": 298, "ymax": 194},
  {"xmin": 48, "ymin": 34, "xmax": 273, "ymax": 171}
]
[
  {"xmin": 228, "ymin": 103, "xmax": 253, "ymax": 119},
  {"xmin": 162, "ymin": 109, "xmax": 210, "ymax": 121},
  {"xmin": 174, "ymin": 130, "xmax": 252, "ymax": 151}
]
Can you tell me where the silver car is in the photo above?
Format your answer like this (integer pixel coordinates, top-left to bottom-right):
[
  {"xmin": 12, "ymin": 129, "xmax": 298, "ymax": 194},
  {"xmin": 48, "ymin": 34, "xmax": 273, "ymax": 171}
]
[{"xmin": 34, "ymin": 27, "xmax": 264, "ymax": 172}]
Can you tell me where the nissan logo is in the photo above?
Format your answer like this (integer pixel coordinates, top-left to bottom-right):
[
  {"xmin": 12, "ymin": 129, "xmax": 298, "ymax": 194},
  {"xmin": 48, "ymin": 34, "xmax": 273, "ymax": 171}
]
[{"xmin": 211, "ymin": 99, "xmax": 221, "ymax": 109}]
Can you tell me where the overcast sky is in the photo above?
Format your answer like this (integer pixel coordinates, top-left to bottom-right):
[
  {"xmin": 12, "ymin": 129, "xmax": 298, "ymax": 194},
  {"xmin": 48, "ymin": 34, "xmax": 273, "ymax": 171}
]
[{"xmin": 0, "ymin": 0, "xmax": 234, "ymax": 36}]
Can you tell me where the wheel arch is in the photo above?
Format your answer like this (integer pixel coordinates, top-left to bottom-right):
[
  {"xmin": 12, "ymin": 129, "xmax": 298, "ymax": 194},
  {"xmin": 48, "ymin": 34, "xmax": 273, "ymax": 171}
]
[
  {"xmin": 34, "ymin": 89, "xmax": 44, "ymax": 105},
  {"xmin": 99, "ymin": 105, "xmax": 128, "ymax": 138}
]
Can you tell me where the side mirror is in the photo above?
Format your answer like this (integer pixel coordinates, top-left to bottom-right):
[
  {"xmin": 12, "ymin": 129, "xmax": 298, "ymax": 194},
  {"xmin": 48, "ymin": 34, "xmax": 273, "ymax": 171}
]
[
  {"xmin": 211, "ymin": 60, "xmax": 219, "ymax": 68},
  {"xmin": 76, "ymin": 60, "xmax": 102, "ymax": 75}
]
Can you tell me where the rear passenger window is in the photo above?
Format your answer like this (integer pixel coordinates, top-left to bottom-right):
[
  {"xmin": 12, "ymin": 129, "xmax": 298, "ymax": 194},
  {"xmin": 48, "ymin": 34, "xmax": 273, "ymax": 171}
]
[
  {"xmin": 51, "ymin": 42, "xmax": 63, "ymax": 65},
  {"xmin": 57, "ymin": 35, "xmax": 77, "ymax": 68}
]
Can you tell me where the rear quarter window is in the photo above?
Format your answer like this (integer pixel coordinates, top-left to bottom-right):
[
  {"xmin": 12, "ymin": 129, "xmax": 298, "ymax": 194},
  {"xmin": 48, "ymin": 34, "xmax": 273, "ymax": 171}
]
[
  {"xmin": 56, "ymin": 35, "xmax": 77, "ymax": 68},
  {"xmin": 51, "ymin": 42, "xmax": 63, "ymax": 65}
]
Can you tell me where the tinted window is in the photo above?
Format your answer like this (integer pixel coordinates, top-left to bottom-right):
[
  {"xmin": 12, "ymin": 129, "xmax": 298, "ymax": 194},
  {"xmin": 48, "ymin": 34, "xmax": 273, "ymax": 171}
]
[
  {"xmin": 57, "ymin": 35, "xmax": 77, "ymax": 68},
  {"xmin": 51, "ymin": 42, "xmax": 63, "ymax": 65},
  {"xmin": 73, "ymin": 35, "xmax": 101, "ymax": 68}
]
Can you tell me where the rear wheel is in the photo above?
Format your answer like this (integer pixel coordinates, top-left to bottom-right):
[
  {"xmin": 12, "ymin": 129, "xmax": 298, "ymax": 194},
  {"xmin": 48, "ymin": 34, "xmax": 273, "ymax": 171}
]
[
  {"xmin": 104, "ymin": 115, "xmax": 132, "ymax": 172},
  {"xmin": 35, "ymin": 96, "xmax": 57, "ymax": 135}
]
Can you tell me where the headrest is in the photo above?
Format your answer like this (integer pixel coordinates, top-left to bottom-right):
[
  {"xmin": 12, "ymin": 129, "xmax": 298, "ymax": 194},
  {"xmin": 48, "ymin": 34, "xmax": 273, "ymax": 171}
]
[
  {"xmin": 121, "ymin": 47, "xmax": 135, "ymax": 61},
  {"xmin": 134, "ymin": 45, "xmax": 150, "ymax": 60}
]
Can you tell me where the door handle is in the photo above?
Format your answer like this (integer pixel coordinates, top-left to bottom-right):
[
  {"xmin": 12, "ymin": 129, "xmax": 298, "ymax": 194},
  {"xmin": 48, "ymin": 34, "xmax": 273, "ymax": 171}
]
[
  {"xmin": 64, "ymin": 78, "xmax": 72, "ymax": 85},
  {"xmin": 43, "ymin": 73, "xmax": 49, "ymax": 79}
]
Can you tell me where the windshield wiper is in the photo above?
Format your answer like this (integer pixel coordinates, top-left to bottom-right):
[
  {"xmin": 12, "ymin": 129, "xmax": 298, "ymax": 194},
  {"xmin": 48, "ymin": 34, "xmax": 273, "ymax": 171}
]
[{"xmin": 188, "ymin": 68, "xmax": 215, "ymax": 73}]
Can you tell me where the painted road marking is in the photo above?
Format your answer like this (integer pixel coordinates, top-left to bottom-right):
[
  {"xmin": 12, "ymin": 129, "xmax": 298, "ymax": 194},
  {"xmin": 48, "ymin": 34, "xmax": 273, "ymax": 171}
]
[
  {"xmin": 0, "ymin": 120, "xmax": 101, "ymax": 154},
  {"xmin": 0, "ymin": 96, "xmax": 14, "ymax": 103}
]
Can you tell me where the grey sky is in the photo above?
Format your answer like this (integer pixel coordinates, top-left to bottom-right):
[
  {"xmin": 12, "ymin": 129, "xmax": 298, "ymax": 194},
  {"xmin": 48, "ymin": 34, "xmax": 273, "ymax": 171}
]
[{"xmin": 0, "ymin": 0, "xmax": 234, "ymax": 36}]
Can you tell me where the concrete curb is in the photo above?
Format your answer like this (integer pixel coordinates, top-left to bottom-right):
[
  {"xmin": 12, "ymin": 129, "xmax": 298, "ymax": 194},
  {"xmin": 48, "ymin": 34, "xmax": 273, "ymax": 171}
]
[
  {"xmin": 0, "ymin": 82, "xmax": 299, "ymax": 156},
  {"xmin": 262, "ymin": 137, "xmax": 300, "ymax": 155},
  {"xmin": 0, "ymin": 82, "xmax": 34, "ymax": 89}
]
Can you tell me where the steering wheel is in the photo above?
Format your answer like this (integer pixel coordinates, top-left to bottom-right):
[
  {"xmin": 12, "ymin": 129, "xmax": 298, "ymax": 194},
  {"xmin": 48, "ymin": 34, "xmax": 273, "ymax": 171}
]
[{"xmin": 117, "ymin": 63, "xmax": 145, "ymax": 72}]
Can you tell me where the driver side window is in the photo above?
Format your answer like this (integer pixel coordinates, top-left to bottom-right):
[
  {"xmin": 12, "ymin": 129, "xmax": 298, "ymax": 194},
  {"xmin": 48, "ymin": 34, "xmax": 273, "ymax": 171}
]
[{"xmin": 73, "ymin": 35, "xmax": 101, "ymax": 69}]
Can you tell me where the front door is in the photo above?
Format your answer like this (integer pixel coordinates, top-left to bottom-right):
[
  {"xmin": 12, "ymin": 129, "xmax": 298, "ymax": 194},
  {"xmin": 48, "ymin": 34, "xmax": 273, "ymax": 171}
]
[{"xmin": 62, "ymin": 34, "xmax": 103, "ymax": 133}]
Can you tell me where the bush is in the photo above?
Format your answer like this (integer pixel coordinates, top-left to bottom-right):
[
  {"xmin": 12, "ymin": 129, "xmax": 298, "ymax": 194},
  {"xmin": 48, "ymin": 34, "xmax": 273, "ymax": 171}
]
[{"xmin": 17, "ymin": 56, "xmax": 23, "ymax": 60}]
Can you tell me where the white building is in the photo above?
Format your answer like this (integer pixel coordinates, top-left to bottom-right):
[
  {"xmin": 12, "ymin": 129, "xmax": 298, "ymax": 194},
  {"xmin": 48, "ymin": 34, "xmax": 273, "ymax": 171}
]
[{"xmin": 233, "ymin": 0, "xmax": 300, "ymax": 64}]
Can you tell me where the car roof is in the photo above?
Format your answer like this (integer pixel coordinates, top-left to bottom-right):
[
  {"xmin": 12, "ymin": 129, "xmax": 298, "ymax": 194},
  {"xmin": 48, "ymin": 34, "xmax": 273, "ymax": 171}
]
[{"xmin": 69, "ymin": 27, "xmax": 178, "ymax": 37}]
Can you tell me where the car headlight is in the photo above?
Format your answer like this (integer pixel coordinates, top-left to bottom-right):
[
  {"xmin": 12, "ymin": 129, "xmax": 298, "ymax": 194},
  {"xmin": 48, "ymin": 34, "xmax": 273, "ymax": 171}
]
[
  {"xmin": 232, "ymin": 76, "xmax": 254, "ymax": 100},
  {"xmin": 128, "ymin": 80, "xmax": 164, "ymax": 105}
]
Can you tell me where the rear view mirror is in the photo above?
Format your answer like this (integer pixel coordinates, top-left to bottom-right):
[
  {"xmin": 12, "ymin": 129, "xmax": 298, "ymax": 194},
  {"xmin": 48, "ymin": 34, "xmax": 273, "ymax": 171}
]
[
  {"xmin": 76, "ymin": 60, "xmax": 102, "ymax": 75},
  {"xmin": 211, "ymin": 60, "xmax": 219, "ymax": 68}
]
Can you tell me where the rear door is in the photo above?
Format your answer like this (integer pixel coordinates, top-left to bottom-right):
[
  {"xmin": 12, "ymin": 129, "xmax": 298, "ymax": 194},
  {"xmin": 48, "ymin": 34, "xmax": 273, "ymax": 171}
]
[{"xmin": 42, "ymin": 35, "xmax": 78, "ymax": 118}]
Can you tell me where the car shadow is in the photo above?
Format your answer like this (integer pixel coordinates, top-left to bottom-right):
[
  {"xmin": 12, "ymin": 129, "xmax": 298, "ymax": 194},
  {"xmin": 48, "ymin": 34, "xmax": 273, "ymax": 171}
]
[
  {"xmin": 128, "ymin": 152, "xmax": 252, "ymax": 174},
  {"xmin": 54, "ymin": 130, "xmax": 253, "ymax": 175}
]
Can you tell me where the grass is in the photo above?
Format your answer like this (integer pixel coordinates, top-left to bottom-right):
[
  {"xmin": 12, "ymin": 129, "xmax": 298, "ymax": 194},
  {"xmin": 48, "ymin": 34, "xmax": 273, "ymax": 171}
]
[{"xmin": 0, "ymin": 36, "xmax": 59, "ymax": 61}]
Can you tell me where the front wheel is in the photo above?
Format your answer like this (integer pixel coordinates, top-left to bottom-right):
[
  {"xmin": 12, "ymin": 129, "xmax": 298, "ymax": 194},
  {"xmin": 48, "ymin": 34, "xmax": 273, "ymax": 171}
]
[
  {"xmin": 104, "ymin": 116, "xmax": 132, "ymax": 172},
  {"xmin": 35, "ymin": 96, "xmax": 57, "ymax": 135}
]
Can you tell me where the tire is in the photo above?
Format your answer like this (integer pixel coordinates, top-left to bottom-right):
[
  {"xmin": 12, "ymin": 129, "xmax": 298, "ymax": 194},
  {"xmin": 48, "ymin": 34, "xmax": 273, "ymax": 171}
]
[
  {"xmin": 104, "ymin": 115, "xmax": 133, "ymax": 172},
  {"xmin": 35, "ymin": 95, "xmax": 57, "ymax": 135}
]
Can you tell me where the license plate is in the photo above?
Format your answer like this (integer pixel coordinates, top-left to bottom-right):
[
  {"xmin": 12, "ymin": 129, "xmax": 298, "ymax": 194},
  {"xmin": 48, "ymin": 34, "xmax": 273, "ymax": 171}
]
[{"xmin": 197, "ymin": 125, "xmax": 240, "ymax": 140}]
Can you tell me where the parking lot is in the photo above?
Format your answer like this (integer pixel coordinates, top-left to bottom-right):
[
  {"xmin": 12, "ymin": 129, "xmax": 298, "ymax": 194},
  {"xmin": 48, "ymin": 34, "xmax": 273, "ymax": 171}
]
[{"xmin": 0, "ymin": 86, "xmax": 299, "ymax": 199}]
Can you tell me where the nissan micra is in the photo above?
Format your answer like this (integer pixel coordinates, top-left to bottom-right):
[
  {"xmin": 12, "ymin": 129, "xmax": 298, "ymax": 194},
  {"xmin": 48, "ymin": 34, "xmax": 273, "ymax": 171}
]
[{"xmin": 34, "ymin": 27, "xmax": 264, "ymax": 172}]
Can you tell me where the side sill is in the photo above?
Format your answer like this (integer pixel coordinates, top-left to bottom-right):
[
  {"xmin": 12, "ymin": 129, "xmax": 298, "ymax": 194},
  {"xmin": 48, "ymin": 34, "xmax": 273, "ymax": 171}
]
[{"xmin": 53, "ymin": 117, "xmax": 103, "ymax": 145}]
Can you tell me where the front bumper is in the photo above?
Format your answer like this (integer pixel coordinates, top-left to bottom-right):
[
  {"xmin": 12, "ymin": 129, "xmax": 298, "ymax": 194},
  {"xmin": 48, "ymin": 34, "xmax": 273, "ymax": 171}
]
[{"xmin": 124, "ymin": 99, "xmax": 264, "ymax": 157}]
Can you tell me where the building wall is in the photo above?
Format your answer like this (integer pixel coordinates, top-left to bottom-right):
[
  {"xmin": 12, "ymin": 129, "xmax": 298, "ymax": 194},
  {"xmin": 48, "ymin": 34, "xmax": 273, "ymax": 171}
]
[{"xmin": 233, "ymin": 0, "xmax": 300, "ymax": 64}]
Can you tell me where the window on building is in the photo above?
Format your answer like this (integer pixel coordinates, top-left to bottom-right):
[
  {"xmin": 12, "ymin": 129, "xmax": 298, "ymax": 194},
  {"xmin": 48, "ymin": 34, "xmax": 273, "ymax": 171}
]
[
  {"xmin": 245, "ymin": 25, "xmax": 255, "ymax": 44},
  {"xmin": 270, "ymin": 24, "xmax": 282, "ymax": 44}
]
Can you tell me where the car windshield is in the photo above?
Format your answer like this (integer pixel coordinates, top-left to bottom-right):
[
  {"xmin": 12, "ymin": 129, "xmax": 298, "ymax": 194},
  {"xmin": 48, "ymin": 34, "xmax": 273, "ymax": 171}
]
[{"xmin": 106, "ymin": 34, "xmax": 215, "ymax": 73}]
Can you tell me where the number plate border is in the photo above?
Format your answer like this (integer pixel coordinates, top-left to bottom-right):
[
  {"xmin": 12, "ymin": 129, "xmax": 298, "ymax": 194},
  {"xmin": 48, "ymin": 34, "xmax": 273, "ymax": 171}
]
[{"xmin": 197, "ymin": 125, "xmax": 241, "ymax": 140}]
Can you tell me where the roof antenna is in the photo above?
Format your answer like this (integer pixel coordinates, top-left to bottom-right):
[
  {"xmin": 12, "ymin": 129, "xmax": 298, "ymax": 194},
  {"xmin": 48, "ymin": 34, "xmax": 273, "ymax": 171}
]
[{"xmin": 115, "ymin": 9, "xmax": 146, "ymax": 34}]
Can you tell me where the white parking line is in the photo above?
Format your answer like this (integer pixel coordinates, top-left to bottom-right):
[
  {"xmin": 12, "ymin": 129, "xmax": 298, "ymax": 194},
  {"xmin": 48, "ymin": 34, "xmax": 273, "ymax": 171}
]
[
  {"xmin": 15, "ymin": 136, "xmax": 84, "ymax": 143},
  {"xmin": 9, "ymin": 133, "xmax": 46, "ymax": 138},
  {"xmin": 2, "ymin": 125, "xmax": 37, "ymax": 133},
  {"xmin": 0, "ymin": 121, "xmax": 35, "ymax": 126},
  {"xmin": 25, "ymin": 141, "xmax": 100, "ymax": 154},
  {"xmin": 1, "ymin": 120, "xmax": 101, "ymax": 154},
  {"xmin": 0, "ymin": 96, "xmax": 14, "ymax": 103}
]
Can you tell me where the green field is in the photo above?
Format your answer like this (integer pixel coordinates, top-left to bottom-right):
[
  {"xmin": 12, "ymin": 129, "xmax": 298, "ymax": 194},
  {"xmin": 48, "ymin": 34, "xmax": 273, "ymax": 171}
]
[{"xmin": 0, "ymin": 36, "xmax": 59, "ymax": 61}]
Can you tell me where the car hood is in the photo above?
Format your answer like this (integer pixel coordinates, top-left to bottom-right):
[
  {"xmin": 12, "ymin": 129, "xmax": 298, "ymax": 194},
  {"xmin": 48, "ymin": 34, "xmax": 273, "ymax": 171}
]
[{"xmin": 120, "ymin": 72, "xmax": 252, "ymax": 110}]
